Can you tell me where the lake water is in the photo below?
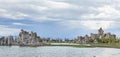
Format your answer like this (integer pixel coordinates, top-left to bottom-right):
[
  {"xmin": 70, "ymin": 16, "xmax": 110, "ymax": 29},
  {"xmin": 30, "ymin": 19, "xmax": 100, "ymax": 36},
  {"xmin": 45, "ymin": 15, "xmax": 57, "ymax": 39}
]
[{"xmin": 0, "ymin": 46, "xmax": 120, "ymax": 57}]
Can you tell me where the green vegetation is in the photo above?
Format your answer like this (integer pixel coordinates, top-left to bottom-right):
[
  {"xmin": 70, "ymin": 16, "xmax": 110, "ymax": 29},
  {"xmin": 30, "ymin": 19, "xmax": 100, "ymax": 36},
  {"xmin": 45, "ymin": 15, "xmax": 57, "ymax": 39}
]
[
  {"xmin": 44, "ymin": 37, "xmax": 120, "ymax": 48},
  {"xmin": 89, "ymin": 38, "xmax": 94, "ymax": 43},
  {"xmin": 101, "ymin": 38, "xmax": 116, "ymax": 44},
  {"xmin": 96, "ymin": 38, "xmax": 102, "ymax": 43},
  {"xmin": 84, "ymin": 37, "xmax": 120, "ymax": 48},
  {"xmin": 44, "ymin": 43, "xmax": 120, "ymax": 48},
  {"xmin": 90, "ymin": 43, "xmax": 120, "ymax": 48},
  {"xmin": 88, "ymin": 37, "xmax": 116, "ymax": 44}
]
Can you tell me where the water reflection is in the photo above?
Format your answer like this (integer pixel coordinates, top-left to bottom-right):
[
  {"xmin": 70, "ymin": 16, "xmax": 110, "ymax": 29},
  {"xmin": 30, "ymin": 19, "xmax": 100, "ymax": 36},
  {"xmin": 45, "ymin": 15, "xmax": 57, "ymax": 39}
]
[{"xmin": 0, "ymin": 46, "xmax": 119, "ymax": 57}]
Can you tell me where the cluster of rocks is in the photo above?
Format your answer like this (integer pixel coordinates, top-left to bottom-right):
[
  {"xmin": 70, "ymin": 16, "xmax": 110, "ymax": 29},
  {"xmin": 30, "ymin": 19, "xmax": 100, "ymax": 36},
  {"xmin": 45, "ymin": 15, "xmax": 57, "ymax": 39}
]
[
  {"xmin": 0, "ymin": 35, "xmax": 14, "ymax": 46},
  {"xmin": 75, "ymin": 28, "xmax": 116, "ymax": 44},
  {"xmin": 17, "ymin": 29, "xmax": 42, "ymax": 46},
  {"xmin": 0, "ymin": 28, "xmax": 117, "ymax": 46},
  {"xmin": 0, "ymin": 29, "xmax": 50, "ymax": 46}
]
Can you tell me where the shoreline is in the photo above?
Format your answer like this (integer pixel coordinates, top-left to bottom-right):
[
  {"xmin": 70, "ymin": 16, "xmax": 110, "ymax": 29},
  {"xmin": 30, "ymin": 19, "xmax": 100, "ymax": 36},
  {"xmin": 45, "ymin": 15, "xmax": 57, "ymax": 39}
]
[{"xmin": 1, "ymin": 43, "xmax": 120, "ymax": 49}]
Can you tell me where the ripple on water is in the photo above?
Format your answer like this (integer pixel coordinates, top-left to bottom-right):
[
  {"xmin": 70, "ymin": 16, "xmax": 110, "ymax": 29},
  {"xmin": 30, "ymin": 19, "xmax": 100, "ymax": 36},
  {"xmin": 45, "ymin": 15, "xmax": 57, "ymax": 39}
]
[{"xmin": 0, "ymin": 46, "xmax": 119, "ymax": 57}]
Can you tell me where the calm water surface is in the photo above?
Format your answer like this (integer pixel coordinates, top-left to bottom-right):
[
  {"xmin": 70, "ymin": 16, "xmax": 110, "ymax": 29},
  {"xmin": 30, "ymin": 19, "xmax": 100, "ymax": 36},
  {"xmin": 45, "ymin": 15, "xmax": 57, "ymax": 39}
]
[{"xmin": 0, "ymin": 46, "xmax": 120, "ymax": 57}]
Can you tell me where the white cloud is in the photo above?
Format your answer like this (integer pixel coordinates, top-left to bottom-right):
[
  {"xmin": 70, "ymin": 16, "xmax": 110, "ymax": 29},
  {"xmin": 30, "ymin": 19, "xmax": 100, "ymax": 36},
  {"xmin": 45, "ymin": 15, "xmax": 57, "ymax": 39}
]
[
  {"xmin": 0, "ymin": 0, "xmax": 120, "ymax": 22},
  {"xmin": 0, "ymin": 0, "xmax": 20, "ymax": 3},
  {"xmin": 80, "ymin": 20, "xmax": 114, "ymax": 30},
  {"xmin": 0, "ymin": 8, "xmax": 28, "ymax": 20},
  {"xmin": 0, "ymin": 0, "xmax": 120, "ymax": 31},
  {"xmin": 13, "ymin": 22, "xmax": 29, "ymax": 26},
  {"xmin": 45, "ymin": 0, "xmax": 76, "ymax": 9},
  {"xmin": 81, "ymin": 5, "xmax": 120, "ymax": 20},
  {"xmin": 0, "ymin": 0, "xmax": 78, "ymax": 21},
  {"xmin": 60, "ymin": 20, "xmax": 115, "ymax": 30},
  {"xmin": 0, "ymin": 25, "xmax": 20, "ymax": 36},
  {"xmin": 30, "ymin": 4, "xmax": 48, "ymax": 11}
]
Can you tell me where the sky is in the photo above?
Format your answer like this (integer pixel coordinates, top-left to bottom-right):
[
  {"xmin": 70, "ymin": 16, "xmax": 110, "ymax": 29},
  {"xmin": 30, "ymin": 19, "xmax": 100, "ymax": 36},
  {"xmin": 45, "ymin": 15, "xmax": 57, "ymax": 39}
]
[{"xmin": 0, "ymin": 0, "xmax": 120, "ymax": 39}]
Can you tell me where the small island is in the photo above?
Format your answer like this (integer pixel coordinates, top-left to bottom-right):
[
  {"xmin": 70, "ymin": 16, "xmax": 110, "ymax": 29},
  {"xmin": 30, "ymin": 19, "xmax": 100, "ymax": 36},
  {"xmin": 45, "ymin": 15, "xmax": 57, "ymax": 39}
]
[{"xmin": 0, "ymin": 28, "xmax": 120, "ymax": 48}]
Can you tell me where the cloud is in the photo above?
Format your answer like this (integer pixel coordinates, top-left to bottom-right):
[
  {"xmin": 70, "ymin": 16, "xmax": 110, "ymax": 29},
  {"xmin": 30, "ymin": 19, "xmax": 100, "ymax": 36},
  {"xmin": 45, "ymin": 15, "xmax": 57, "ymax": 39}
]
[
  {"xmin": 80, "ymin": 20, "xmax": 114, "ymax": 30},
  {"xmin": 0, "ymin": 25, "xmax": 20, "ymax": 36},
  {"xmin": 59, "ymin": 20, "xmax": 115, "ymax": 30},
  {"xmin": 0, "ymin": 0, "xmax": 120, "ymax": 21},
  {"xmin": 13, "ymin": 22, "xmax": 29, "ymax": 26},
  {"xmin": 0, "ymin": 0, "xmax": 120, "ymax": 30},
  {"xmin": 81, "ymin": 5, "xmax": 120, "ymax": 20},
  {"xmin": 0, "ymin": 0, "xmax": 78, "ymax": 21},
  {"xmin": 45, "ymin": 0, "xmax": 77, "ymax": 9},
  {"xmin": 0, "ymin": 8, "xmax": 28, "ymax": 20}
]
